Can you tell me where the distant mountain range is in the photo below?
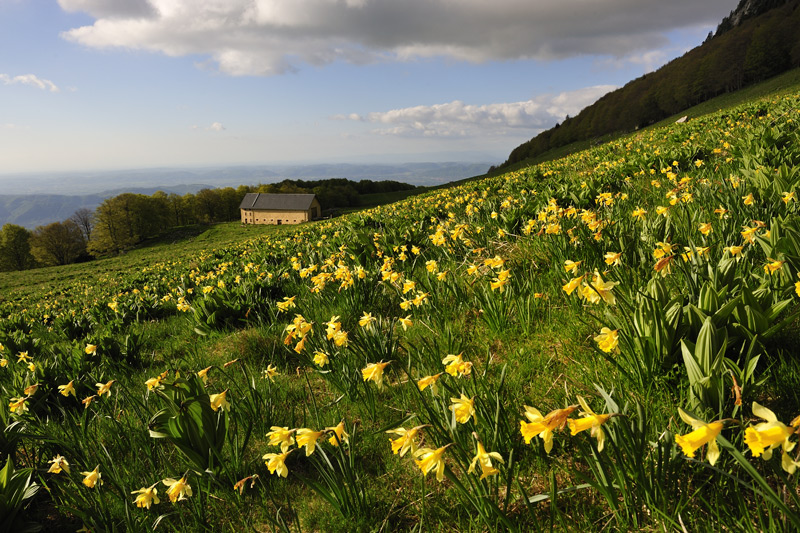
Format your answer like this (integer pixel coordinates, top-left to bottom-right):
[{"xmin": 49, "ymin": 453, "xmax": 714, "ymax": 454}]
[{"xmin": 0, "ymin": 162, "xmax": 490, "ymax": 228}]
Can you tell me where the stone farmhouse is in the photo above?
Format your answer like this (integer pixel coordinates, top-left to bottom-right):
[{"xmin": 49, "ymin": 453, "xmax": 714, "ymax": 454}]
[{"xmin": 239, "ymin": 193, "xmax": 321, "ymax": 225}]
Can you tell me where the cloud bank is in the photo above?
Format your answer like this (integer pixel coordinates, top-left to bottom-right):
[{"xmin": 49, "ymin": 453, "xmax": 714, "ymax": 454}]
[
  {"xmin": 58, "ymin": 0, "xmax": 734, "ymax": 76},
  {"xmin": 0, "ymin": 73, "xmax": 60, "ymax": 92},
  {"xmin": 337, "ymin": 85, "xmax": 616, "ymax": 137}
]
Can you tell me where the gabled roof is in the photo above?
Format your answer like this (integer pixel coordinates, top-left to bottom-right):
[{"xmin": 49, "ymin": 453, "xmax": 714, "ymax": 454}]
[{"xmin": 239, "ymin": 193, "xmax": 317, "ymax": 211}]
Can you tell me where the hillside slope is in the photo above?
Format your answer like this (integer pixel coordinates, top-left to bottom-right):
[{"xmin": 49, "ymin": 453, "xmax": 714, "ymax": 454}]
[
  {"xmin": 500, "ymin": 0, "xmax": 800, "ymax": 170},
  {"xmin": 0, "ymin": 85, "xmax": 799, "ymax": 530}
]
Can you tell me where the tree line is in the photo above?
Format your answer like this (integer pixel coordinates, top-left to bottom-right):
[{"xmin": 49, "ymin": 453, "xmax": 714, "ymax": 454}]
[
  {"xmin": 500, "ymin": 0, "xmax": 800, "ymax": 170},
  {"xmin": 0, "ymin": 179, "xmax": 418, "ymax": 271}
]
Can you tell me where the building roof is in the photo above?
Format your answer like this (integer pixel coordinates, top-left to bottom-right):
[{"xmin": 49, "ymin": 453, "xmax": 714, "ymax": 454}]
[{"xmin": 239, "ymin": 193, "xmax": 317, "ymax": 211}]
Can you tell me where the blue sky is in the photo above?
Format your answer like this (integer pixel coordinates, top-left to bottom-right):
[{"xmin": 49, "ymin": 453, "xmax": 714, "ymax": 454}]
[{"xmin": 0, "ymin": 0, "xmax": 737, "ymax": 175}]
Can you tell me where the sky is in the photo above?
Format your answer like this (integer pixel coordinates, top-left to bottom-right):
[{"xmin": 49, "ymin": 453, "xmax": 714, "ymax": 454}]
[{"xmin": 0, "ymin": 0, "xmax": 739, "ymax": 176}]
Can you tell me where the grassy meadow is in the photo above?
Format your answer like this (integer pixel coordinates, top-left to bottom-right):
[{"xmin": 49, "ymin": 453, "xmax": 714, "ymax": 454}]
[{"xmin": 1, "ymin": 87, "xmax": 800, "ymax": 532}]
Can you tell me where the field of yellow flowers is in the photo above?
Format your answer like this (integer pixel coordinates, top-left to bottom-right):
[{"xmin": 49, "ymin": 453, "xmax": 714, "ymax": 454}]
[{"xmin": 1, "ymin": 90, "xmax": 800, "ymax": 532}]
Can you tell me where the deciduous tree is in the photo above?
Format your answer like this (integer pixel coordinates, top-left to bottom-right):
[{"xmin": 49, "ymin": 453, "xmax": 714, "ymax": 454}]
[{"xmin": 0, "ymin": 224, "xmax": 35, "ymax": 271}]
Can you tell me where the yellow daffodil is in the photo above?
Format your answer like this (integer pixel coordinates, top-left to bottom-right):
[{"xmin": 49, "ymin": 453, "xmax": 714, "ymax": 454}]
[
  {"xmin": 131, "ymin": 483, "xmax": 160, "ymax": 509},
  {"xmin": 594, "ymin": 328, "xmax": 619, "ymax": 353},
  {"xmin": 262, "ymin": 364, "xmax": 278, "ymax": 382},
  {"xmin": 47, "ymin": 454, "xmax": 70, "ymax": 474},
  {"xmin": 581, "ymin": 272, "xmax": 618, "ymax": 305},
  {"xmin": 9, "ymin": 397, "xmax": 27, "ymax": 414},
  {"xmin": 296, "ymin": 428, "xmax": 326, "ymax": 456},
  {"xmin": 654, "ymin": 255, "xmax": 675, "ymax": 276},
  {"xmin": 361, "ymin": 361, "xmax": 391, "ymax": 389},
  {"xmin": 467, "ymin": 440, "xmax": 504, "ymax": 480},
  {"xmin": 442, "ymin": 353, "xmax": 472, "ymax": 377},
  {"xmin": 744, "ymin": 402, "xmax": 799, "ymax": 474},
  {"xmin": 81, "ymin": 466, "xmax": 102, "ymax": 488},
  {"xmin": 764, "ymin": 259, "xmax": 784, "ymax": 275},
  {"xmin": 163, "ymin": 476, "xmax": 192, "ymax": 502},
  {"xmin": 145, "ymin": 372, "xmax": 168, "ymax": 391},
  {"xmin": 698, "ymin": 222, "xmax": 712, "ymax": 236},
  {"xmin": 675, "ymin": 408, "xmax": 724, "ymax": 465},
  {"xmin": 562, "ymin": 274, "xmax": 585, "ymax": 295},
  {"xmin": 359, "ymin": 312, "xmax": 377, "ymax": 327},
  {"xmin": 209, "ymin": 390, "xmax": 230, "ymax": 412},
  {"xmin": 387, "ymin": 425, "xmax": 426, "ymax": 457},
  {"xmin": 326, "ymin": 421, "xmax": 349, "ymax": 446},
  {"xmin": 263, "ymin": 450, "xmax": 292, "ymax": 477},
  {"xmin": 414, "ymin": 444, "xmax": 451, "ymax": 482},
  {"xmin": 398, "ymin": 316, "xmax": 413, "ymax": 331},
  {"xmin": 742, "ymin": 193, "xmax": 754, "ymax": 206},
  {"xmin": 276, "ymin": 296, "xmax": 297, "ymax": 313},
  {"xmin": 604, "ymin": 252, "xmax": 622, "ymax": 266},
  {"xmin": 568, "ymin": 396, "xmax": 613, "ymax": 451},
  {"xmin": 197, "ymin": 366, "xmax": 212, "ymax": 383},
  {"xmin": 520, "ymin": 405, "xmax": 578, "ymax": 453},
  {"xmin": 450, "ymin": 394, "xmax": 477, "ymax": 424},
  {"xmin": 313, "ymin": 350, "xmax": 330, "ymax": 367},
  {"xmin": 82, "ymin": 395, "xmax": 97, "ymax": 409},
  {"xmin": 266, "ymin": 426, "xmax": 295, "ymax": 452},
  {"xmin": 417, "ymin": 373, "xmax": 443, "ymax": 393},
  {"xmin": 84, "ymin": 344, "xmax": 97, "ymax": 355}
]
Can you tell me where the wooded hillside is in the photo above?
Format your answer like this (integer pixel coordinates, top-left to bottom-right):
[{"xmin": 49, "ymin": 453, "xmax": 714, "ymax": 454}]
[{"xmin": 500, "ymin": 0, "xmax": 800, "ymax": 170}]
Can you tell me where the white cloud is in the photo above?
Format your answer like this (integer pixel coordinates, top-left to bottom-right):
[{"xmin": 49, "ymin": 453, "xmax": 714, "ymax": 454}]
[
  {"xmin": 0, "ymin": 73, "xmax": 60, "ymax": 92},
  {"xmin": 58, "ymin": 0, "xmax": 736, "ymax": 76},
  {"xmin": 207, "ymin": 122, "xmax": 226, "ymax": 131},
  {"xmin": 343, "ymin": 85, "xmax": 616, "ymax": 138}
]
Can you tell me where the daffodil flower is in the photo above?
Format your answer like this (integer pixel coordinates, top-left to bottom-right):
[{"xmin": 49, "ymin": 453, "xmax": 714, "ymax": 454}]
[
  {"xmin": 417, "ymin": 373, "xmax": 443, "ymax": 393},
  {"xmin": 81, "ymin": 466, "xmax": 102, "ymax": 488},
  {"xmin": 131, "ymin": 483, "xmax": 160, "ymax": 509},
  {"xmin": 562, "ymin": 274, "xmax": 585, "ymax": 295},
  {"xmin": 386, "ymin": 425, "xmax": 426, "ymax": 457},
  {"xmin": 47, "ymin": 454, "xmax": 70, "ymax": 474},
  {"xmin": 568, "ymin": 396, "xmax": 613, "ymax": 451},
  {"xmin": 520, "ymin": 405, "xmax": 578, "ymax": 453},
  {"xmin": 361, "ymin": 361, "xmax": 391, "ymax": 389},
  {"xmin": 467, "ymin": 440, "xmax": 504, "ymax": 480},
  {"xmin": 8, "ymin": 397, "xmax": 27, "ymax": 414},
  {"xmin": 163, "ymin": 475, "xmax": 192, "ymax": 502},
  {"xmin": 414, "ymin": 444, "xmax": 451, "ymax": 482},
  {"xmin": 744, "ymin": 402, "xmax": 800, "ymax": 474},
  {"xmin": 313, "ymin": 350, "xmax": 330, "ymax": 367},
  {"xmin": 296, "ymin": 428, "xmax": 325, "ymax": 456},
  {"xmin": 262, "ymin": 364, "xmax": 278, "ymax": 382},
  {"xmin": 581, "ymin": 272, "xmax": 618, "ymax": 305},
  {"xmin": 209, "ymin": 390, "xmax": 230, "ymax": 412},
  {"xmin": 326, "ymin": 421, "xmax": 349, "ymax": 446},
  {"xmin": 359, "ymin": 312, "xmax": 377, "ymax": 327},
  {"xmin": 95, "ymin": 380, "xmax": 114, "ymax": 397},
  {"xmin": 442, "ymin": 353, "xmax": 472, "ymax": 377},
  {"xmin": 397, "ymin": 316, "xmax": 413, "ymax": 331},
  {"xmin": 263, "ymin": 450, "xmax": 292, "ymax": 477},
  {"xmin": 675, "ymin": 408, "xmax": 724, "ymax": 466},
  {"xmin": 450, "ymin": 394, "xmax": 477, "ymax": 424},
  {"xmin": 266, "ymin": 426, "xmax": 295, "ymax": 452},
  {"xmin": 594, "ymin": 327, "xmax": 619, "ymax": 353}
]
